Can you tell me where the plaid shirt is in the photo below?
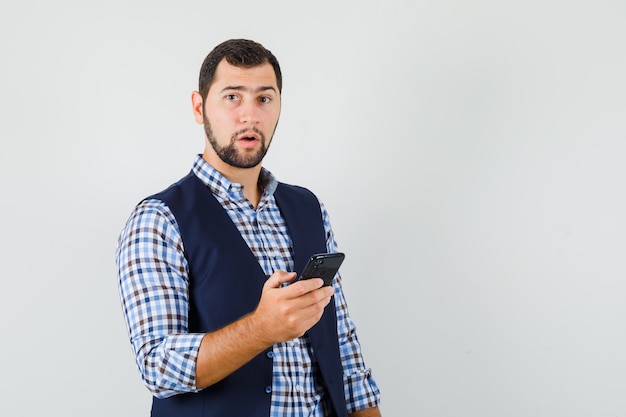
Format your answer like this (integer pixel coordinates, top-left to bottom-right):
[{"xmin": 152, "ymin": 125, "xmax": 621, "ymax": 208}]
[{"xmin": 116, "ymin": 155, "xmax": 380, "ymax": 415}]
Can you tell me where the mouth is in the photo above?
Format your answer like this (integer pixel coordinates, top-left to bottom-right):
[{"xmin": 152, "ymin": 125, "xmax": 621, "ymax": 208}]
[
  {"xmin": 239, "ymin": 135, "xmax": 258, "ymax": 142},
  {"xmin": 234, "ymin": 128, "xmax": 263, "ymax": 143},
  {"xmin": 234, "ymin": 130, "xmax": 262, "ymax": 149}
]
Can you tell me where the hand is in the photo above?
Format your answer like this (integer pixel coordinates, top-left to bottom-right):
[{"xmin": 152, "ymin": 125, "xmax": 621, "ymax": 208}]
[{"xmin": 252, "ymin": 270, "xmax": 335, "ymax": 345}]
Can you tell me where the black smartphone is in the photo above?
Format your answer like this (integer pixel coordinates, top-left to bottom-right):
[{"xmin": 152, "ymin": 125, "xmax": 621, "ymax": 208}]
[{"xmin": 293, "ymin": 252, "xmax": 345, "ymax": 286}]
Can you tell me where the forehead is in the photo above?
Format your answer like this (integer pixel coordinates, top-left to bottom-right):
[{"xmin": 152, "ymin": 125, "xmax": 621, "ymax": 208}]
[{"xmin": 209, "ymin": 59, "xmax": 279, "ymax": 93}]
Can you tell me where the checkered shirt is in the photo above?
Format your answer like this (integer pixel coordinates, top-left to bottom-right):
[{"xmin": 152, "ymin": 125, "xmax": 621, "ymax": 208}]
[{"xmin": 116, "ymin": 155, "xmax": 380, "ymax": 415}]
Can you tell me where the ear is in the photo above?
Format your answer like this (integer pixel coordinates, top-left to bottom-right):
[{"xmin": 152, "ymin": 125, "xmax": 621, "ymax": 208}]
[{"xmin": 191, "ymin": 91, "xmax": 204, "ymax": 124}]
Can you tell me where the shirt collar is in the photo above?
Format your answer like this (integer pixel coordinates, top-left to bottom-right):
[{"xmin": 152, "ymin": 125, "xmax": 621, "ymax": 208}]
[{"xmin": 191, "ymin": 154, "xmax": 278, "ymax": 200}]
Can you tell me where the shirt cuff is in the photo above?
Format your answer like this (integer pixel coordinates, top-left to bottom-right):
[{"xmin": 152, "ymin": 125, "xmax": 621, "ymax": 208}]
[
  {"xmin": 344, "ymin": 368, "xmax": 381, "ymax": 413},
  {"xmin": 137, "ymin": 333, "xmax": 206, "ymax": 398}
]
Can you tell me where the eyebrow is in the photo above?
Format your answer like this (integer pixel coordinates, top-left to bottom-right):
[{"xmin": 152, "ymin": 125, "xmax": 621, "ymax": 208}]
[{"xmin": 220, "ymin": 85, "xmax": 277, "ymax": 94}]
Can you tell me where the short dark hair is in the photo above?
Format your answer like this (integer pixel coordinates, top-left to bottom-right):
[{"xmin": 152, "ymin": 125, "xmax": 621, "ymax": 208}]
[{"xmin": 198, "ymin": 39, "xmax": 282, "ymax": 100}]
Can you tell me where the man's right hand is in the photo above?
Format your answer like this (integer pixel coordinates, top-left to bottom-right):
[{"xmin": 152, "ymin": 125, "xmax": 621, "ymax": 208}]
[
  {"xmin": 252, "ymin": 270, "xmax": 335, "ymax": 345},
  {"xmin": 195, "ymin": 270, "xmax": 334, "ymax": 389}
]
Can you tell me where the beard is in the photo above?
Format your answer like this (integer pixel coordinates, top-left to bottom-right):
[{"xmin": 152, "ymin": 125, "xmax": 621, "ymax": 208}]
[{"xmin": 203, "ymin": 113, "xmax": 273, "ymax": 169}]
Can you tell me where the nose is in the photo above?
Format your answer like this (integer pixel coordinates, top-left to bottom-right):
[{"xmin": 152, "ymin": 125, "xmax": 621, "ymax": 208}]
[{"xmin": 239, "ymin": 101, "xmax": 259, "ymax": 124}]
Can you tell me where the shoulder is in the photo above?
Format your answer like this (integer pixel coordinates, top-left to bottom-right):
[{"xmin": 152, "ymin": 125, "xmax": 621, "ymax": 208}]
[
  {"xmin": 116, "ymin": 198, "xmax": 184, "ymax": 265},
  {"xmin": 120, "ymin": 198, "xmax": 178, "ymax": 239}
]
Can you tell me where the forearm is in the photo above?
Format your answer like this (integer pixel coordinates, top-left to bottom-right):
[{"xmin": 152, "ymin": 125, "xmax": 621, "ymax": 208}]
[
  {"xmin": 195, "ymin": 271, "xmax": 334, "ymax": 388},
  {"xmin": 349, "ymin": 406, "xmax": 381, "ymax": 417},
  {"xmin": 195, "ymin": 313, "xmax": 271, "ymax": 388}
]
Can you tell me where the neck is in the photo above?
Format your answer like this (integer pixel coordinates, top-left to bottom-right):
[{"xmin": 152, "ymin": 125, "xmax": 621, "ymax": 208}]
[{"xmin": 202, "ymin": 153, "xmax": 263, "ymax": 208}]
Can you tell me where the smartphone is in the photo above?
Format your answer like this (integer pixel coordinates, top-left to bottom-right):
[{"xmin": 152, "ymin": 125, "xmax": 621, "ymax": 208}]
[{"xmin": 293, "ymin": 252, "xmax": 345, "ymax": 286}]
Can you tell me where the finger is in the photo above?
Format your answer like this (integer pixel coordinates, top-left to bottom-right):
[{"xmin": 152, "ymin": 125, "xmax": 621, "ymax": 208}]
[
  {"xmin": 301, "ymin": 277, "xmax": 326, "ymax": 291},
  {"xmin": 289, "ymin": 277, "xmax": 325, "ymax": 295},
  {"xmin": 266, "ymin": 271, "xmax": 296, "ymax": 288}
]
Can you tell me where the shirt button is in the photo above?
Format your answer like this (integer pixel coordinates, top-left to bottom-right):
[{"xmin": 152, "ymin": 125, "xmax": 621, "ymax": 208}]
[
  {"xmin": 265, "ymin": 386, "xmax": 272, "ymax": 394},
  {"xmin": 266, "ymin": 351, "xmax": 275, "ymax": 359}
]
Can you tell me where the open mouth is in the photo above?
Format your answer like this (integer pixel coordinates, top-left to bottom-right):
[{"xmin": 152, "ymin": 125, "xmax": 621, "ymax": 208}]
[
  {"xmin": 233, "ymin": 127, "xmax": 263, "ymax": 145},
  {"xmin": 236, "ymin": 133, "xmax": 261, "ymax": 148}
]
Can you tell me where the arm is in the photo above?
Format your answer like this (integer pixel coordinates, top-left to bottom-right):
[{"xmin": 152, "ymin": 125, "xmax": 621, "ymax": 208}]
[
  {"xmin": 195, "ymin": 270, "xmax": 334, "ymax": 388},
  {"xmin": 319, "ymin": 202, "xmax": 382, "ymax": 414},
  {"xmin": 117, "ymin": 200, "xmax": 334, "ymax": 393},
  {"xmin": 117, "ymin": 200, "xmax": 204, "ymax": 397}
]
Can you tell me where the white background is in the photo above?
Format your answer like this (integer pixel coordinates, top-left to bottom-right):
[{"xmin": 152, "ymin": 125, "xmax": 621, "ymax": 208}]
[{"xmin": 1, "ymin": 1, "xmax": 625, "ymax": 416}]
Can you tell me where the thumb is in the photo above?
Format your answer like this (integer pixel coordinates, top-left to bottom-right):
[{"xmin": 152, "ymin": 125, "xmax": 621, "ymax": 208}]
[{"xmin": 266, "ymin": 270, "xmax": 297, "ymax": 289}]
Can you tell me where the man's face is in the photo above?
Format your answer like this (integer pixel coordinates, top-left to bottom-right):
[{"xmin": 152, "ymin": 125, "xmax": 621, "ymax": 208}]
[{"xmin": 196, "ymin": 59, "xmax": 281, "ymax": 169}]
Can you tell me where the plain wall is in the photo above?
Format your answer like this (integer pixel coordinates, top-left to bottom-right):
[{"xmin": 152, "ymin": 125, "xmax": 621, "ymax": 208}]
[{"xmin": 1, "ymin": 1, "xmax": 625, "ymax": 416}]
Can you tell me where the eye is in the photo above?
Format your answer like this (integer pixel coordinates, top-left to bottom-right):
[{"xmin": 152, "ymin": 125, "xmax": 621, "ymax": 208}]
[
  {"xmin": 258, "ymin": 96, "xmax": 271, "ymax": 104},
  {"xmin": 225, "ymin": 94, "xmax": 239, "ymax": 101}
]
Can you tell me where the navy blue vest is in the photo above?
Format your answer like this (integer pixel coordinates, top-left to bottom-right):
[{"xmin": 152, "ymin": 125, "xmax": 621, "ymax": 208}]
[{"xmin": 148, "ymin": 172, "xmax": 347, "ymax": 417}]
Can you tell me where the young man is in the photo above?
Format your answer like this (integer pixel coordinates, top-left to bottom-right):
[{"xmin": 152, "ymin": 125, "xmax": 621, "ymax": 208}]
[{"xmin": 116, "ymin": 39, "xmax": 381, "ymax": 417}]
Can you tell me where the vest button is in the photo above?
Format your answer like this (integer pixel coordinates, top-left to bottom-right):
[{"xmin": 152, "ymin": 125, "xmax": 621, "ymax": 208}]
[
  {"xmin": 265, "ymin": 386, "xmax": 272, "ymax": 394},
  {"xmin": 266, "ymin": 351, "xmax": 275, "ymax": 359}
]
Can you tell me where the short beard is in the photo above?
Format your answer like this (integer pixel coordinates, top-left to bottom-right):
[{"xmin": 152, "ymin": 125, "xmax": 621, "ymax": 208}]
[{"xmin": 203, "ymin": 113, "xmax": 272, "ymax": 169}]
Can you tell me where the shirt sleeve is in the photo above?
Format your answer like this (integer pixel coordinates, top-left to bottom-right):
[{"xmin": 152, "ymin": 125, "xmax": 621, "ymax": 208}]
[
  {"xmin": 319, "ymin": 202, "xmax": 382, "ymax": 413},
  {"xmin": 115, "ymin": 199, "xmax": 205, "ymax": 399}
]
